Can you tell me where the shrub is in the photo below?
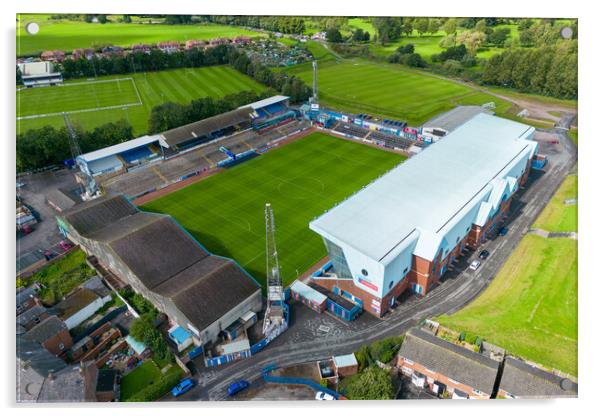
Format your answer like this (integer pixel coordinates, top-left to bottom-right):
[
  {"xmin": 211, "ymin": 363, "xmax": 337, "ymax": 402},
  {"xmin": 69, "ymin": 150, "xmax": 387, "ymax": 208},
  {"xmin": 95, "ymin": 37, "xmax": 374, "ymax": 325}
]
[{"xmin": 345, "ymin": 367, "xmax": 394, "ymax": 400}]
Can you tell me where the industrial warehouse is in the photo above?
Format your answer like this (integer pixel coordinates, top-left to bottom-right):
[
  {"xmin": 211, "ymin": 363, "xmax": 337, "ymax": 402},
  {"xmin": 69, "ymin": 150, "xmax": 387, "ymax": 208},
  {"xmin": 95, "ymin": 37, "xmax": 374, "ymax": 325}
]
[{"xmin": 309, "ymin": 113, "xmax": 539, "ymax": 317}]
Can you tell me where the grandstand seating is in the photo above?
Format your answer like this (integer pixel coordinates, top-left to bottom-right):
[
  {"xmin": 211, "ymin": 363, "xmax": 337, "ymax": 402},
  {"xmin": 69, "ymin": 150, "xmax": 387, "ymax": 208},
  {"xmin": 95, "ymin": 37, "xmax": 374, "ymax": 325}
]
[
  {"xmin": 333, "ymin": 122, "xmax": 370, "ymax": 139},
  {"xmin": 368, "ymin": 130, "xmax": 427, "ymax": 149},
  {"xmin": 120, "ymin": 146, "xmax": 155, "ymax": 164}
]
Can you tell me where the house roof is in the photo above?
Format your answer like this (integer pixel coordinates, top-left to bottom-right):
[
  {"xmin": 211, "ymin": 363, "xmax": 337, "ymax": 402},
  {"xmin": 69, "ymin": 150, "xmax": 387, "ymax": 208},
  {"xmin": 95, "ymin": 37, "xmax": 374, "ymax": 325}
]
[
  {"xmin": 160, "ymin": 107, "xmax": 254, "ymax": 148},
  {"xmin": 398, "ymin": 328, "xmax": 500, "ymax": 394},
  {"xmin": 16, "ymin": 338, "xmax": 67, "ymax": 378},
  {"xmin": 22, "ymin": 316, "xmax": 68, "ymax": 344},
  {"xmin": 80, "ymin": 276, "xmax": 111, "ymax": 299},
  {"xmin": 96, "ymin": 369, "xmax": 117, "ymax": 392},
  {"xmin": 310, "ymin": 113, "xmax": 537, "ymax": 263},
  {"xmin": 53, "ymin": 288, "xmax": 99, "ymax": 320},
  {"xmin": 290, "ymin": 280, "xmax": 327, "ymax": 305},
  {"xmin": 16, "ymin": 305, "xmax": 47, "ymax": 326},
  {"xmin": 499, "ymin": 357, "xmax": 578, "ymax": 398},
  {"xmin": 17, "ymin": 286, "xmax": 37, "ymax": 306}
]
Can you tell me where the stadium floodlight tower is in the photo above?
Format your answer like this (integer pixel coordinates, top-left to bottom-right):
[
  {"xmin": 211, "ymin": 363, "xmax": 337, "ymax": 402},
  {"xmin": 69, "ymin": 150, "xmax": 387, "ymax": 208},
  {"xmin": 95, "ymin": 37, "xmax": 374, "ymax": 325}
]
[
  {"xmin": 262, "ymin": 203, "xmax": 286, "ymax": 337},
  {"xmin": 311, "ymin": 60, "xmax": 318, "ymax": 104},
  {"xmin": 63, "ymin": 112, "xmax": 99, "ymax": 200}
]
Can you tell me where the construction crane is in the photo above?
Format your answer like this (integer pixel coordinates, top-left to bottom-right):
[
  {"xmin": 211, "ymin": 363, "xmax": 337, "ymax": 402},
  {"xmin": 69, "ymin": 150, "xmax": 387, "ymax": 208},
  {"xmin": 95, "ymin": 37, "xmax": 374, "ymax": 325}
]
[
  {"xmin": 63, "ymin": 112, "xmax": 98, "ymax": 199},
  {"xmin": 263, "ymin": 203, "xmax": 285, "ymax": 336}
]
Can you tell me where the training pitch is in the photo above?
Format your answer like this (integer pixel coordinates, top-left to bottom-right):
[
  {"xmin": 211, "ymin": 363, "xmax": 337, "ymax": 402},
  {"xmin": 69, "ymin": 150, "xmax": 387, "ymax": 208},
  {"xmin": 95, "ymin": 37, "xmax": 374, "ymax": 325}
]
[
  {"xmin": 16, "ymin": 66, "xmax": 264, "ymax": 135},
  {"xmin": 142, "ymin": 131, "xmax": 404, "ymax": 288}
]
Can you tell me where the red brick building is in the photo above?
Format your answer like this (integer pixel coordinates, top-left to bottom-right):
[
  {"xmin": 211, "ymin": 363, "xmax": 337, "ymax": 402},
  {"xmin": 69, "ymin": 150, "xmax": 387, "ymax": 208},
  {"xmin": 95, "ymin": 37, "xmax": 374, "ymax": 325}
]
[
  {"xmin": 22, "ymin": 316, "xmax": 73, "ymax": 357},
  {"xmin": 397, "ymin": 328, "xmax": 500, "ymax": 399}
]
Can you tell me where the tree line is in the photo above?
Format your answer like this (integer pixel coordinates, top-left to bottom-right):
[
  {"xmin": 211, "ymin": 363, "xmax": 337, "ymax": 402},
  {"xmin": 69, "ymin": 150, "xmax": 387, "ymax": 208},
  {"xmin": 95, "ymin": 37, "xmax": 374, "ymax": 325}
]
[
  {"xmin": 16, "ymin": 120, "xmax": 134, "ymax": 172},
  {"xmin": 227, "ymin": 48, "xmax": 312, "ymax": 104},
  {"xmin": 148, "ymin": 90, "xmax": 276, "ymax": 133},
  {"xmin": 201, "ymin": 15, "xmax": 305, "ymax": 35},
  {"xmin": 59, "ymin": 44, "xmax": 232, "ymax": 79},
  {"xmin": 481, "ymin": 41, "xmax": 577, "ymax": 98}
]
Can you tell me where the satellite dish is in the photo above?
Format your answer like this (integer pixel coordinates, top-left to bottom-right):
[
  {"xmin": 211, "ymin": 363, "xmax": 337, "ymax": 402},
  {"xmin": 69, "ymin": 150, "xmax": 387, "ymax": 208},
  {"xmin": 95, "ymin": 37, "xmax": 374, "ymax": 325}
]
[
  {"xmin": 560, "ymin": 26, "xmax": 573, "ymax": 40},
  {"xmin": 25, "ymin": 22, "xmax": 39, "ymax": 35}
]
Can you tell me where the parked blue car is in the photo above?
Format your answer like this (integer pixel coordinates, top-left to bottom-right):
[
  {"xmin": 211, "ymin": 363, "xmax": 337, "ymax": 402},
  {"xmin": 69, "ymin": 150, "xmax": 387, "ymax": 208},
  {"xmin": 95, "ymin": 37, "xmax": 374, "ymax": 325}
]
[
  {"xmin": 227, "ymin": 380, "xmax": 250, "ymax": 396},
  {"xmin": 171, "ymin": 378, "xmax": 194, "ymax": 397},
  {"xmin": 498, "ymin": 226, "xmax": 509, "ymax": 236}
]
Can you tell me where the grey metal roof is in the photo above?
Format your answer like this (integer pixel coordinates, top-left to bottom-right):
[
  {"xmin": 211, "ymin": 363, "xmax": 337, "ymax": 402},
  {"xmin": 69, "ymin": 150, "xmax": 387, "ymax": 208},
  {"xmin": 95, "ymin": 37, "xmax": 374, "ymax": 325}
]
[
  {"xmin": 310, "ymin": 113, "xmax": 536, "ymax": 263},
  {"xmin": 398, "ymin": 328, "xmax": 500, "ymax": 394},
  {"xmin": 62, "ymin": 195, "xmax": 260, "ymax": 333},
  {"xmin": 37, "ymin": 365, "xmax": 86, "ymax": 402},
  {"xmin": 499, "ymin": 357, "xmax": 578, "ymax": 398},
  {"xmin": 422, "ymin": 105, "xmax": 493, "ymax": 132},
  {"xmin": 62, "ymin": 195, "xmax": 138, "ymax": 237},
  {"xmin": 22, "ymin": 316, "xmax": 68, "ymax": 344},
  {"xmin": 160, "ymin": 107, "xmax": 254, "ymax": 148}
]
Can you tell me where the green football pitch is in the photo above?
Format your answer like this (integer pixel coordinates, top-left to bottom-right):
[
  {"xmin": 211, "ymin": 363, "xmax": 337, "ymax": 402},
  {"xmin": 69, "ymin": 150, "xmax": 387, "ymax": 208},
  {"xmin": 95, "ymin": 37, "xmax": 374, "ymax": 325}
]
[
  {"xmin": 142, "ymin": 132, "xmax": 405, "ymax": 288},
  {"xmin": 16, "ymin": 66, "xmax": 265, "ymax": 135},
  {"xmin": 284, "ymin": 59, "xmax": 513, "ymax": 125}
]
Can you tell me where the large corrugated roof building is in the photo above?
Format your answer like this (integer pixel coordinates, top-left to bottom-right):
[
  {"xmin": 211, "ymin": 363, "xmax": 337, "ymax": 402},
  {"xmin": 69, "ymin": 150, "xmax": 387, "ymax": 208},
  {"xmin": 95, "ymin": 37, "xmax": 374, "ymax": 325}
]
[{"xmin": 310, "ymin": 113, "xmax": 538, "ymax": 316}]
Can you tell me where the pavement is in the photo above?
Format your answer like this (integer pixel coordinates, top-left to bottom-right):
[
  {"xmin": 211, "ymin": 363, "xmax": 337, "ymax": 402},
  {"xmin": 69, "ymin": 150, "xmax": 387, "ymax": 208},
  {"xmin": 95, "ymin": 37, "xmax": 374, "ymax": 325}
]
[
  {"xmin": 16, "ymin": 169, "xmax": 78, "ymax": 272},
  {"xmin": 164, "ymin": 114, "xmax": 577, "ymax": 402}
]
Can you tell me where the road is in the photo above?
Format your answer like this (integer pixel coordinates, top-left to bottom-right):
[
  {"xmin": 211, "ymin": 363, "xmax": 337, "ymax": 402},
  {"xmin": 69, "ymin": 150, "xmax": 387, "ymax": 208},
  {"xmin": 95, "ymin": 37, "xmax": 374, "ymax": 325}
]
[{"xmin": 165, "ymin": 115, "xmax": 576, "ymax": 402}]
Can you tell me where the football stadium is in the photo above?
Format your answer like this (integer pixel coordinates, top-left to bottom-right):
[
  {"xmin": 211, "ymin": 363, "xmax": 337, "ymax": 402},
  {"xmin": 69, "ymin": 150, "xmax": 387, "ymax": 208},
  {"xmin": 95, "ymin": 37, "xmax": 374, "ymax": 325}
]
[{"xmin": 57, "ymin": 88, "xmax": 544, "ymax": 328}]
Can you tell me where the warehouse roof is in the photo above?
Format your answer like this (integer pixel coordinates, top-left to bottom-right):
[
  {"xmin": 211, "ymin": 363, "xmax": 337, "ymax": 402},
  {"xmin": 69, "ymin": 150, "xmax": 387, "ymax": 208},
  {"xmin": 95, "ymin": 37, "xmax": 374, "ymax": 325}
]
[
  {"xmin": 310, "ymin": 113, "xmax": 537, "ymax": 263},
  {"xmin": 398, "ymin": 328, "xmax": 500, "ymax": 395},
  {"xmin": 160, "ymin": 107, "xmax": 254, "ymax": 147},
  {"xmin": 499, "ymin": 357, "xmax": 578, "ymax": 398},
  {"xmin": 62, "ymin": 195, "xmax": 138, "ymax": 237},
  {"xmin": 62, "ymin": 195, "xmax": 260, "ymax": 333}
]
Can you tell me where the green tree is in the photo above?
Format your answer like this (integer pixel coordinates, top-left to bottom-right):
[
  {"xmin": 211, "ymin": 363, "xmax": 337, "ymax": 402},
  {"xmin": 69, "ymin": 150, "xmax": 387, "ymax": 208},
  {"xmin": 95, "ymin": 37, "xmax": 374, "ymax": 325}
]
[
  {"xmin": 97, "ymin": 15, "xmax": 108, "ymax": 24},
  {"xmin": 487, "ymin": 27, "xmax": 511, "ymax": 47},
  {"xmin": 345, "ymin": 367, "xmax": 394, "ymax": 400},
  {"xmin": 414, "ymin": 18, "xmax": 429, "ymax": 36},
  {"xmin": 442, "ymin": 18, "xmax": 457, "ymax": 35},
  {"xmin": 325, "ymin": 28, "xmax": 343, "ymax": 43},
  {"xmin": 474, "ymin": 19, "xmax": 488, "ymax": 33},
  {"xmin": 122, "ymin": 15, "xmax": 132, "ymax": 23}
]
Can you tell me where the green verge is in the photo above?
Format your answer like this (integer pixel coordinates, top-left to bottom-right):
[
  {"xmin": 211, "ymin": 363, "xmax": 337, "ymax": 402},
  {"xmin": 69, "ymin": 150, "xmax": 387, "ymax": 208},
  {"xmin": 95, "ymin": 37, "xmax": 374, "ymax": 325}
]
[
  {"xmin": 437, "ymin": 235, "xmax": 577, "ymax": 376},
  {"xmin": 532, "ymin": 175, "xmax": 578, "ymax": 233},
  {"xmin": 142, "ymin": 132, "xmax": 404, "ymax": 288}
]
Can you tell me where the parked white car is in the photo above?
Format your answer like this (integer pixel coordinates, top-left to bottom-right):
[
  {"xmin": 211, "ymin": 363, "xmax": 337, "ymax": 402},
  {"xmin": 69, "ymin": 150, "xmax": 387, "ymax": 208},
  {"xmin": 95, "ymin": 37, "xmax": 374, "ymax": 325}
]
[
  {"xmin": 315, "ymin": 391, "xmax": 335, "ymax": 400},
  {"xmin": 469, "ymin": 260, "xmax": 481, "ymax": 271}
]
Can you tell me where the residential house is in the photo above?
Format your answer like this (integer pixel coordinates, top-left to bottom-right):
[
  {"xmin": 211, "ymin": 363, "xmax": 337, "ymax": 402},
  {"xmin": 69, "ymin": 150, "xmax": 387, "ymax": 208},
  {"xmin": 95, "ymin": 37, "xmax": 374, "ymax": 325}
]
[
  {"xmin": 53, "ymin": 286, "xmax": 111, "ymax": 330},
  {"xmin": 17, "ymin": 286, "xmax": 40, "ymax": 315},
  {"xmin": 157, "ymin": 41, "xmax": 180, "ymax": 54},
  {"xmin": 22, "ymin": 315, "xmax": 73, "ymax": 357},
  {"xmin": 498, "ymin": 357, "xmax": 578, "ymax": 399},
  {"xmin": 131, "ymin": 44, "xmax": 152, "ymax": 54},
  {"xmin": 72, "ymin": 48, "xmax": 95, "ymax": 60},
  {"xmin": 184, "ymin": 39, "xmax": 207, "ymax": 50},
  {"xmin": 17, "ymin": 305, "xmax": 49, "ymax": 331},
  {"xmin": 40, "ymin": 50, "xmax": 65, "ymax": 62},
  {"xmin": 397, "ymin": 327, "xmax": 500, "ymax": 399}
]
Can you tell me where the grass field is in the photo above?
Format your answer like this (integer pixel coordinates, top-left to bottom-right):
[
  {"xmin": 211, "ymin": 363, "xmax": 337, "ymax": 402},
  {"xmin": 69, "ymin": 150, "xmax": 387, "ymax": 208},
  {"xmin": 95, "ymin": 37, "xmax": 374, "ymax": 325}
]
[
  {"xmin": 437, "ymin": 234, "xmax": 577, "ymax": 375},
  {"xmin": 16, "ymin": 66, "xmax": 265, "ymax": 135},
  {"xmin": 284, "ymin": 59, "xmax": 514, "ymax": 125},
  {"xmin": 142, "ymin": 132, "xmax": 404, "ymax": 287},
  {"xmin": 532, "ymin": 175, "xmax": 578, "ymax": 233},
  {"xmin": 17, "ymin": 14, "xmax": 262, "ymax": 57},
  {"xmin": 119, "ymin": 361, "xmax": 162, "ymax": 401}
]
